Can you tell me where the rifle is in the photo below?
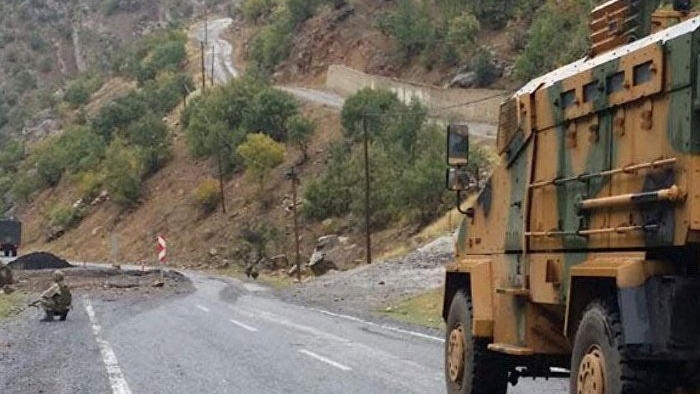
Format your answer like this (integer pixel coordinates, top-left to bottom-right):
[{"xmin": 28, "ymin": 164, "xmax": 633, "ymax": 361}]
[
  {"xmin": 9, "ymin": 299, "xmax": 42, "ymax": 315},
  {"xmin": 27, "ymin": 299, "xmax": 43, "ymax": 309}
]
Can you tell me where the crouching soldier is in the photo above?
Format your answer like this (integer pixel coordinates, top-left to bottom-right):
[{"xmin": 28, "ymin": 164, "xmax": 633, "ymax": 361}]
[{"xmin": 35, "ymin": 269, "xmax": 72, "ymax": 322}]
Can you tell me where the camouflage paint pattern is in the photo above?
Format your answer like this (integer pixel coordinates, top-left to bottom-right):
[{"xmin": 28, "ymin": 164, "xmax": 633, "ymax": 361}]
[{"xmin": 446, "ymin": 6, "xmax": 700, "ymax": 357}]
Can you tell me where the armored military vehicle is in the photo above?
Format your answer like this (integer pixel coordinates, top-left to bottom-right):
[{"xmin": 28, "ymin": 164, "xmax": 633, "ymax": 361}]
[
  {"xmin": 0, "ymin": 218, "xmax": 21, "ymax": 257},
  {"xmin": 444, "ymin": 1, "xmax": 700, "ymax": 393}
]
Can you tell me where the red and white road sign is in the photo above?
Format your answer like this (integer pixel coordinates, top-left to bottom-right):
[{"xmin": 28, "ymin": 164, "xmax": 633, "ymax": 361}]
[{"xmin": 156, "ymin": 235, "xmax": 167, "ymax": 264}]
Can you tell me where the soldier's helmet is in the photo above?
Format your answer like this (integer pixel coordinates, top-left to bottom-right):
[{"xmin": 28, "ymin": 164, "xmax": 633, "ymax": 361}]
[{"xmin": 52, "ymin": 270, "xmax": 64, "ymax": 282}]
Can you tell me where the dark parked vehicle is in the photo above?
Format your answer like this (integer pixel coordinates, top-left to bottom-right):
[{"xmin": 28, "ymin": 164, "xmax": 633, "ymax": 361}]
[{"xmin": 0, "ymin": 218, "xmax": 21, "ymax": 257}]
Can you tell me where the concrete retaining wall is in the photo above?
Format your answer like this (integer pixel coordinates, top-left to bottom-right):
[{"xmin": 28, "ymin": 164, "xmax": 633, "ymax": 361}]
[{"xmin": 325, "ymin": 65, "xmax": 509, "ymax": 125}]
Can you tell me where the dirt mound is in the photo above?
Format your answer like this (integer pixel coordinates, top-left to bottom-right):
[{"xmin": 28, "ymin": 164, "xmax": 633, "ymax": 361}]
[{"xmin": 8, "ymin": 252, "xmax": 73, "ymax": 270}]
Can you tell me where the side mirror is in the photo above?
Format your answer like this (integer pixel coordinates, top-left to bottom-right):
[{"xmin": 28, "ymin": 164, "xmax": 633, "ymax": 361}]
[
  {"xmin": 447, "ymin": 123, "xmax": 470, "ymax": 166},
  {"xmin": 446, "ymin": 167, "xmax": 473, "ymax": 191}
]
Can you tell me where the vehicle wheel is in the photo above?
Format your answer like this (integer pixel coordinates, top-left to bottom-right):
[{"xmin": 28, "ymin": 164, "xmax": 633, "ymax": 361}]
[
  {"xmin": 59, "ymin": 310, "xmax": 68, "ymax": 321},
  {"xmin": 3, "ymin": 250, "xmax": 8, "ymax": 257},
  {"xmin": 570, "ymin": 300, "xmax": 670, "ymax": 394},
  {"xmin": 445, "ymin": 290, "xmax": 508, "ymax": 394}
]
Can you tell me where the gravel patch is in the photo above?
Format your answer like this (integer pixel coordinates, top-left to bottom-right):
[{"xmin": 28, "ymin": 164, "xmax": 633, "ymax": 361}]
[{"xmin": 281, "ymin": 235, "xmax": 455, "ymax": 316}]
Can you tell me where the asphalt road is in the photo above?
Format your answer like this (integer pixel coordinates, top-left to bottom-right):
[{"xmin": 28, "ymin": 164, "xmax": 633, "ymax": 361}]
[{"xmin": 0, "ymin": 270, "xmax": 568, "ymax": 394}]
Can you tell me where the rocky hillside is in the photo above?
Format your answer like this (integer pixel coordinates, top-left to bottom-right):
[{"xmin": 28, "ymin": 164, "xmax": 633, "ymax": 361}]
[
  {"xmin": 0, "ymin": 0, "xmax": 229, "ymax": 142},
  {"xmin": 1, "ymin": 0, "xmax": 646, "ymax": 275}
]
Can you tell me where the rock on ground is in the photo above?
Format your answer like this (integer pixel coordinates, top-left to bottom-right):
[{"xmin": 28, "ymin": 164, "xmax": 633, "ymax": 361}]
[{"xmin": 282, "ymin": 235, "xmax": 454, "ymax": 316}]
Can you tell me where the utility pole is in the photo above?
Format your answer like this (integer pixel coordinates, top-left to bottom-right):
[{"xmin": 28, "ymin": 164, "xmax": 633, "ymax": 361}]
[
  {"xmin": 200, "ymin": 41, "xmax": 206, "ymax": 92},
  {"xmin": 363, "ymin": 115, "xmax": 372, "ymax": 265},
  {"xmin": 211, "ymin": 44, "xmax": 215, "ymax": 86},
  {"xmin": 217, "ymin": 149, "xmax": 226, "ymax": 214},
  {"xmin": 286, "ymin": 167, "xmax": 302, "ymax": 282},
  {"xmin": 216, "ymin": 126, "xmax": 226, "ymax": 214}
]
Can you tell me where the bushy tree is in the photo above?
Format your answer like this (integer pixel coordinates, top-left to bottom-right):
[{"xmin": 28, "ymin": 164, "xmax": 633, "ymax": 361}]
[
  {"xmin": 286, "ymin": 114, "xmax": 315, "ymax": 163},
  {"xmin": 236, "ymin": 133, "xmax": 285, "ymax": 186},
  {"xmin": 125, "ymin": 114, "xmax": 172, "ymax": 175},
  {"xmin": 377, "ymin": 0, "xmax": 435, "ymax": 59},
  {"xmin": 472, "ymin": 0, "xmax": 512, "ymax": 29},
  {"xmin": 340, "ymin": 87, "xmax": 402, "ymax": 141},
  {"xmin": 302, "ymin": 143, "xmax": 354, "ymax": 220},
  {"xmin": 34, "ymin": 140, "xmax": 64, "ymax": 187},
  {"xmin": 58, "ymin": 125, "xmax": 105, "ymax": 174},
  {"xmin": 242, "ymin": 0, "xmax": 277, "ymax": 23},
  {"xmin": 102, "ymin": 140, "xmax": 143, "ymax": 208},
  {"xmin": 184, "ymin": 77, "xmax": 300, "ymax": 174},
  {"xmin": 193, "ymin": 178, "xmax": 221, "ymax": 214},
  {"xmin": 348, "ymin": 145, "xmax": 401, "ymax": 230},
  {"xmin": 446, "ymin": 12, "xmax": 480, "ymax": 60},
  {"xmin": 248, "ymin": 20, "xmax": 293, "ymax": 74},
  {"xmin": 92, "ymin": 94, "xmax": 147, "ymax": 141},
  {"xmin": 514, "ymin": 0, "xmax": 594, "ymax": 81},
  {"xmin": 398, "ymin": 126, "xmax": 450, "ymax": 224},
  {"xmin": 243, "ymin": 87, "xmax": 298, "ymax": 141}
]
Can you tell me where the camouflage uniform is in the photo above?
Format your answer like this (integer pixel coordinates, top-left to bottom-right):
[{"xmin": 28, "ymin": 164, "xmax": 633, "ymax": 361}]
[{"xmin": 39, "ymin": 270, "xmax": 72, "ymax": 322}]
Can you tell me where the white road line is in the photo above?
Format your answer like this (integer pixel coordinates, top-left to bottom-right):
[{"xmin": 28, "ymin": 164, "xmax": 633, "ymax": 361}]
[
  {"xmin": 84, "ymin": 297, "xmax": 132, "ymax": 394},
  {"xmin": 235, "ymin": 307, "xmax": 440, "ymax": 376},
  {"xmin": 299, "ymin": 349, "xmax": 352, "ymax": 371},
  {"xmin": 196, "ymin": 304, "xmax": 210, "ymax": 313},
  {"xmin": 229, "ymin": 318, "xmax": 258, "ymax": 332},
  {"xmin": 309, "ymin": 308, "xmax": 445, "ymax": 343}
]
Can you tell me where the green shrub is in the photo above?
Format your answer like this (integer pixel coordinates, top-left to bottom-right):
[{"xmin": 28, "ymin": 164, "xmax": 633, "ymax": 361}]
[
  {"xmin": 286, "ymin": 114, "xmax": 315, "ymax": 162},
  {"xmin": 77, "ymin": 171, "xmax": 104, "ymax": 201},
  {"xmin": 470, "ymin": 48, "xmax": 500, "ymax": 87},
  {"xmin": 92, "ymin": 93, "xmax": 148, "ymax": 141},
  {"xmin": 184, "ymin": 77, "xmax": 297, "ymax": 174},
  {"xmin": 10, "ymin": 171, "xmax": 41, "ymax": 203},
  {"xmin": 472, "ymin": 0, "xmax": 512, "ymax": 29},
  {"xmin": 125, "ymin": 114, "xmax": 172, "ymax": 176},
  {"xmin": 236, "ymin": 133, "xmax": 285, "ymax": 186},
  {"xmin": 340, "ymin": 87, "xmax": 402, "ymax": 142},
  {"xmin": 63, "ymin": 75, "xmax": 102, "ymax": 107},
  {"xmin": 193, "ymin": 178, "xmax": 221, "ymax": 214},
  {"xmin": 34, "ymin": 138, "xmax": 64, "ymax": 187},
  {"xmin": 302, "ymin": 143, "xmax": 354, "ymax": 220},
  {"xmin": 102, "ymin": 140, "xmax": 143, "ymax": 208},
  {"xmin": 514, "ymin": 0, "xmax": 594, "ymax": 82},
  {"xmin": 242, "ymin": 0, "xmax": 277, "ymax": 23},
  {"xmin": 446, "ymin": 12, "xmax": 480, "ymax": 59},
  {"xmin": 243, "ymin": 87, "xmax": 298, "ymax": 141},
  {"xmin": 377, "ymin": 0, "xmax": 435, "ymax": 60},
  {"xmin": 58, "ymin": 126, "xmax": 105, "ymax": 174},
  {"xmin": 247, "ymin": 20, "xmax": 293, "ymax": 75},
  {"xmin": 50, "ymin": 204, "xmax": 85, "ymax": 229},
  {"xmin": 398, "ymin": 126, "xmax": 450, "ymax": 224}
]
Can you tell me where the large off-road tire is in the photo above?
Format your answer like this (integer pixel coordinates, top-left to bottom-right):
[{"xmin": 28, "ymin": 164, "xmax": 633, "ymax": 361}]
[
  {"xmin": 570, "ymin": 300, "xmax": 671, "ymax": 394},
  {"xmin": 445, "ymin": 290, "xmax": 508, "ymax": 394}
]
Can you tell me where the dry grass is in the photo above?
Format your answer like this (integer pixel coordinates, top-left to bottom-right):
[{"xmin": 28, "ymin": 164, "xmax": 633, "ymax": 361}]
[
  {"xmin": 0, "ymin": 291, "xmax": 27, "ymax": 320},
  {"xmin": 379, "ymin": 194, "xmax": 477, "ymax": 260},
  {"xmin": 381, "ymin": 287, "xmax": 445, "ymax": 329}
]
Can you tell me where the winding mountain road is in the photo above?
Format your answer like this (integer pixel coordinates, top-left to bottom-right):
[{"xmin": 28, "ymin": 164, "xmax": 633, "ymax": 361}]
[{"xmin": 186, "ymin": 17, "xmax": 497, "ymax": 140}]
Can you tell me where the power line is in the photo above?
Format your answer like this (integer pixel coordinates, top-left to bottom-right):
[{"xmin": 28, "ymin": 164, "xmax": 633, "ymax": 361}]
[{"xmin": 361, "ymin": 90, "xmax": 511, "ymax": 119}]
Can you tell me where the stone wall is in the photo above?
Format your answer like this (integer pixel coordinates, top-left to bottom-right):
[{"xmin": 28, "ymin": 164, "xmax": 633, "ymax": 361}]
[{"xmin": 325, "ymin": 65, "xmax": 508, "ymax": 125}]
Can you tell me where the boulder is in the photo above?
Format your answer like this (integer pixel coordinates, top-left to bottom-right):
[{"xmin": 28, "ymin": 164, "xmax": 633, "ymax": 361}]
[
  {"xmin": 307, "ymin": 234, "xmax": 359, "ymax": 276},
  {"xmin": 448, "ymin": 72, "xmax": 479, "ymax": 88}
]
